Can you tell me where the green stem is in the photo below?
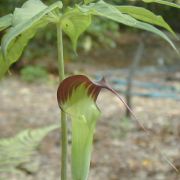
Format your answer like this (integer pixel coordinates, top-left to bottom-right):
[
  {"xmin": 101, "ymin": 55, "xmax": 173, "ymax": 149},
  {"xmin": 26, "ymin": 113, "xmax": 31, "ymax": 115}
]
[{"xmin": 57, "ymin": 23, "xmax": 68, "ymax": 180}]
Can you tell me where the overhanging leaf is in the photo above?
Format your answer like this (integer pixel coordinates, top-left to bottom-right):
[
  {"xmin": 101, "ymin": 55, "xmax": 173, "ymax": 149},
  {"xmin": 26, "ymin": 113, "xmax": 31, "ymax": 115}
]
[
  {"xmin": 0, "ymin": 19, "xmax": 48, "ymax": 80},
  {"xmin": 0, "ymin": 47, "xmax": 9, "ymax": 79},
  {"xmin": 0, "ymin": 14, "xmax": 13, "ymax": 31},
  {"xmin": 132, "ymin": 21, "xmax": 177, "ymax": 51},
  {"xmin": 12, "ymin": 0, "xmax": 48, "ymax": 26},
  {"xmin": 0, "ymin": 124, "xmax": 59, "ymax": 172},
  {"xmin": 61, "ymin": 8, "xmax": 91, "ymax": 51},
  {"xmin": 117, "ymin": 6, "xmax": 176, "ymax": 36},
  {"xmin": 143, "ymin": 0, "xmax": 180, "ymax": 8},
  {"xmin": 1, "ymin": 0, "xmax": 63, "ymax": 63},
  {"xmin": 78, "ymin": 0, "xmax": 177, "ymax": 52},
  {"xmin": 84, "ymin": 0, "xmax": 96, "ymax": 4},
  {"xmin": 78, "ymin": 0, "xmax": 137, "ymax": 26}
]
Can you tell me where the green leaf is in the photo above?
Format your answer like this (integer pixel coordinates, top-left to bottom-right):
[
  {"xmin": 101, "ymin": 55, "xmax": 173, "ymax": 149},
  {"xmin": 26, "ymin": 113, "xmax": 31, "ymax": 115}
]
[
  {"xmin": 61, "ymin": 8, "xmax": 91, "ymax": 51},
  {"xmin": 117, "ymin": 6, "xmax": 176, "ymax": 36},
  {"xmin": 0, "ymin": 124, "xmax": 58, "ymax": 172},
  {"xmin": 12, "ymin": 0, "xmax": 48, "ymax": 26},
  {"xmin": 84, "ymin": 0, "xmax": 96, "ymax": 4},
  {"xmin": 78, "ymin": 1, "xmax": 138, "ymax": 27},
  {"xmin": 6, "ymin": 20, "xmax": 47, "ymax": 64},
  {"xmin": 78, "ymin": 0, "xmax": 177, "ymax": 52},
  {"xmin": 0, "ymin": 14, "xmax": 13, "ymax": 31},
  {"xmin": 0, "ymin": 47, "xmax": 9, "ymax": 79},
  {"xmin": 143, "ymin": 0, "xmax": 180, "ymax": 8},
  {"xmin": 133, "ymin": 21, "xmax": 177, "ymax": 50},
  {"xmin": 0, "ymin": 19, "xmax": 48, "ymax": 80},
  {"xmin": 1, "ymin": 0, "xmax": 62, "ymax": 66}
]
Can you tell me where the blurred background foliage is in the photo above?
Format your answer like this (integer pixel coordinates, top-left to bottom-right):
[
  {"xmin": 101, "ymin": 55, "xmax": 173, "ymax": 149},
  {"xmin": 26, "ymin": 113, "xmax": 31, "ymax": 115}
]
[{"xmin": 0, "ymin": 0, "xmax": 180, "ymax": 77}]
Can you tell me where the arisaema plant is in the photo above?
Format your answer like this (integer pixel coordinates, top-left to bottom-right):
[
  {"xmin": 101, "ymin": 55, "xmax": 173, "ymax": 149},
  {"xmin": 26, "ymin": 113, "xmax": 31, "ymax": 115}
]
[{"xmin": 0, "ymin": 0, "xmax": 179, "ymax": 179}]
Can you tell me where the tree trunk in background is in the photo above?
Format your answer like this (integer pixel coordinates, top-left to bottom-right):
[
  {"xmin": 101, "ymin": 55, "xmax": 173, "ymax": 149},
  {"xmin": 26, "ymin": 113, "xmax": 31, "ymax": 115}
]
[{"xmin": 126, "ymin": 40, "xmax": 144, "ymax": 117}]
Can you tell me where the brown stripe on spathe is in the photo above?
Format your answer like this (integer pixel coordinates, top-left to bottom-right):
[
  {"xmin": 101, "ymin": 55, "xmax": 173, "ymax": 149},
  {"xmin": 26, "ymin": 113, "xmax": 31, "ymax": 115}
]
[{"xmin": 57, "ymin": 75, "xmax": 104, "ymax": 106}]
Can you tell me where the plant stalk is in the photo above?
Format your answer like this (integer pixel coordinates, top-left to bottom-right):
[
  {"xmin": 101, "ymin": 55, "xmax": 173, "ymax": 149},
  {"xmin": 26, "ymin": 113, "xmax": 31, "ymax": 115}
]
[{"xmin": 57, "ymin": 23, "xmax": 68, "ymax": 180}]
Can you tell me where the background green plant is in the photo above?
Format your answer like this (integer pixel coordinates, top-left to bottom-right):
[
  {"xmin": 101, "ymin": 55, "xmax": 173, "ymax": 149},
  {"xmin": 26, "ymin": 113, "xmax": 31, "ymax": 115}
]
[
  {"xmin": 20, "ymin": 65, "xmax": 49, "ymax": 83},
  {"xmin": 0, "ymin": 124, "xmax": 59, "ymax": 173}
]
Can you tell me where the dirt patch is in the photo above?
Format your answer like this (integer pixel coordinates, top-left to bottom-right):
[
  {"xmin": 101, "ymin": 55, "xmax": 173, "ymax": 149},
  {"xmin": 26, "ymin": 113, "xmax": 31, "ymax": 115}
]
[
  {"xmin": 0, "ymin": 63, "xmax": 179, "ymax": 180},
  {"xmin": 1, "ymin": 31, "xmax": 180, "ymax": 179}
]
